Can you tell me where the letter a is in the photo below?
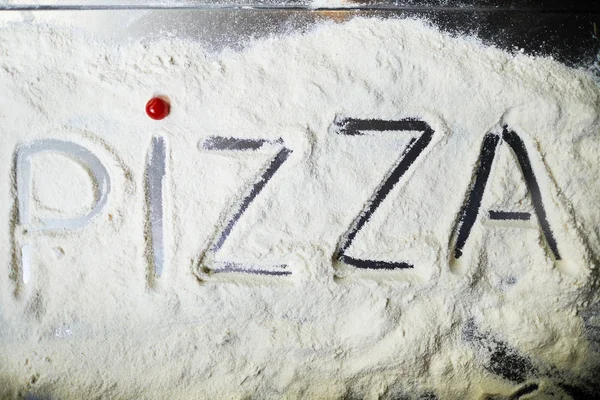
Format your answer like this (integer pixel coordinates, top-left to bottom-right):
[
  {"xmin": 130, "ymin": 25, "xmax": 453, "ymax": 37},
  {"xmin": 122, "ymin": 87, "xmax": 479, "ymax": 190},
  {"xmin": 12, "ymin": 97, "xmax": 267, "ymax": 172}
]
[{"xmin": 450, "ymin": 126, "xmax": 560, "ymax": 272}]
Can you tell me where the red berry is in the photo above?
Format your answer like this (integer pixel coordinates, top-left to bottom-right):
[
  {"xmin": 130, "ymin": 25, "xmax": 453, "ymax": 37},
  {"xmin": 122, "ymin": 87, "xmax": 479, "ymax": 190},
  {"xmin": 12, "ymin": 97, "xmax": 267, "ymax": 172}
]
[{"xmin": 145, "ymin": 97, "xmax": 170, "ymax": 120}]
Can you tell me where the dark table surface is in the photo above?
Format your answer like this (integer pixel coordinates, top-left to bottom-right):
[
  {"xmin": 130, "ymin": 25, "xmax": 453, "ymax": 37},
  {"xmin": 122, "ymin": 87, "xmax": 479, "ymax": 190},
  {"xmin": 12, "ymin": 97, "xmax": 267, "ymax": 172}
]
[{"xmin": 1, "ymin": 1, "xmax": 599, "ymax": 72}]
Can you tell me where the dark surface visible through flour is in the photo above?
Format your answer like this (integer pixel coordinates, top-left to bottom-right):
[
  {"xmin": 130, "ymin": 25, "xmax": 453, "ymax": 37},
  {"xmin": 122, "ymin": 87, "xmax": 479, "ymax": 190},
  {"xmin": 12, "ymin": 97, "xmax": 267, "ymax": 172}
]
[{"xmin": 2, "ymin": 2, "xmax": 597, "ymax": 74}]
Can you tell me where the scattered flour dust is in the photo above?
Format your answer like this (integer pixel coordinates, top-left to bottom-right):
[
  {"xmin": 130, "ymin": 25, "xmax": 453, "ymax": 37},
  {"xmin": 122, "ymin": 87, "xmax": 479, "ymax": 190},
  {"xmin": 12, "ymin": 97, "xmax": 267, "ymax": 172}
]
[{"xmin": 0, "ymin": 15, "xmax": 599, "ymax": 400}]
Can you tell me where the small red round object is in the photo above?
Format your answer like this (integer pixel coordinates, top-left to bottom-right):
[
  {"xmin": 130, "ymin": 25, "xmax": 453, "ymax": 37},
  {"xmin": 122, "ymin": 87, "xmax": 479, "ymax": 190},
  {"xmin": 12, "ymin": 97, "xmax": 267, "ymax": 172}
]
[{"xmin": 145, "ymin": 97, "xmax": 170, "ymax": 120}]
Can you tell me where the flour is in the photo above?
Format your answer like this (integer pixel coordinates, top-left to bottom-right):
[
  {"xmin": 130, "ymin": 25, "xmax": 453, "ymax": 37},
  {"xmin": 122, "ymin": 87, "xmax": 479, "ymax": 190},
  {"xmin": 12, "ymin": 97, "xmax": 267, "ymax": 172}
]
[{"xmin": 0, "ymin": 16, "xmax": 599, "ymax": 399}]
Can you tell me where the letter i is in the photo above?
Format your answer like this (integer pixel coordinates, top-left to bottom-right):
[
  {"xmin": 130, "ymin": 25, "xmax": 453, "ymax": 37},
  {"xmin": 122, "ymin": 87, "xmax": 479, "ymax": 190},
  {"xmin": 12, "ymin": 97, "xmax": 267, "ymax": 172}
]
[{"xmin": 145, "ymin": 136, "xmax": 168, "ymax": 282}]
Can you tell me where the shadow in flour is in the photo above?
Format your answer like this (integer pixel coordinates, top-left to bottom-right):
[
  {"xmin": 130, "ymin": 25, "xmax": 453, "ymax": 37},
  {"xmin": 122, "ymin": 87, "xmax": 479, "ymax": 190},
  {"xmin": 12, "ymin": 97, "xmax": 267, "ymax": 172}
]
[
  {"xmin": 463, "ymin": 318, "xmax": 600, "ymax": 399},
  {"xmin": 376, "ymin": 389, "xmax": 438, "ymax": 400},
  {"xmin": 581, "ymin": 301, "xmax": 600, "ymax": 354},
  {"xmin": 507, "ymin": 383, "xmax": 539, "ymax": 399},
  {"xmin": 557, "ymin": 378, "xmax": 600, "ymax": 400},
  {"xmin": 24, "ymin": 394, "xmax": 54, "ymax": 400},
  {"xmin": 481, "ymin": 383, "xmax": 539, "ymax": 400},
  {"xmin": 0, "ymin": 373, "xmax": 55, "ymax": 400},
  {"xmin": 390, "ymin": 393, "xmax": 438, "ymax": 400},
  {"xmin": 462, "ymin": 317, "xmax": 535, "ymax": 383}
]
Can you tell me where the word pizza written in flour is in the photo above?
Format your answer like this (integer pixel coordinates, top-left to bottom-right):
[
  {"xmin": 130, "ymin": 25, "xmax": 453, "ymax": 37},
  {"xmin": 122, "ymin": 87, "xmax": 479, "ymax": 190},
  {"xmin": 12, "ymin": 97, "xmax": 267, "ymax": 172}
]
[{"xmin": 10, "ymin": 116, "xmax": 565, "ymax": 287}]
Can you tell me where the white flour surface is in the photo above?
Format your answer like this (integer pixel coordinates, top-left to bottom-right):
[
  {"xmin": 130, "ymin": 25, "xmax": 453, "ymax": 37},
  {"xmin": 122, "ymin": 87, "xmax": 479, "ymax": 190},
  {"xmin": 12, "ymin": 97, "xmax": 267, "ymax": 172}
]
[{"xmin": 0, "ymin": 16, "xmax": 599, "ymax": 399}]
